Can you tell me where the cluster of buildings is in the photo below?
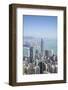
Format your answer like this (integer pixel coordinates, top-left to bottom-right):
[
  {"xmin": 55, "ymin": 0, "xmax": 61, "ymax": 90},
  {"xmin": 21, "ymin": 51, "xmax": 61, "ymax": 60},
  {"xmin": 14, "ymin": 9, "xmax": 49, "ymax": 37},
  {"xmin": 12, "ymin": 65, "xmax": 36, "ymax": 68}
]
[{"xmin": 23, "ymin": 38, "xmax": 58, "ymax": 75}]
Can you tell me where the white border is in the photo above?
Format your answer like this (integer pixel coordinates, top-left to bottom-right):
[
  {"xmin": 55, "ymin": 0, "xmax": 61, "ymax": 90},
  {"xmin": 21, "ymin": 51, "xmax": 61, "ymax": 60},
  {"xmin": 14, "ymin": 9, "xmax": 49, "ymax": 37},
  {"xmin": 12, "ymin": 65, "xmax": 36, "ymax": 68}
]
[{"xmin": 16, "ymin": 8, "xmax": 64, "ymax": 82}]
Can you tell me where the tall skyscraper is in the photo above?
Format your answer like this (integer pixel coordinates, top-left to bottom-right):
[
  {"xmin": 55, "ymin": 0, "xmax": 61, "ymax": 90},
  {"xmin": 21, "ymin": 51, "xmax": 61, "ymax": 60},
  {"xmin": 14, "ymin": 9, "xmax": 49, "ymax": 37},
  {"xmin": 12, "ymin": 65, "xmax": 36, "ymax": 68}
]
[
  {"xmin": 30, "ymin": 47, "xmax": 33, "ymax": 63},
  {"xmin": 45, "ymin": 50, "xmax": 49, "ymax": 57},
  {"xmin": 23, "ymin": 44, "xmax": 30, "ymax": 59},
  {"xmin": 35, "ymin": 49, "xmax": 39, "ymax": 59},
  {"xmin": 41, "ymin": 38, "xmax": 44, "ymax": 55},
  {"xmin": 45, "ymin": 50, "xmax": 53, "ymax": 57}
]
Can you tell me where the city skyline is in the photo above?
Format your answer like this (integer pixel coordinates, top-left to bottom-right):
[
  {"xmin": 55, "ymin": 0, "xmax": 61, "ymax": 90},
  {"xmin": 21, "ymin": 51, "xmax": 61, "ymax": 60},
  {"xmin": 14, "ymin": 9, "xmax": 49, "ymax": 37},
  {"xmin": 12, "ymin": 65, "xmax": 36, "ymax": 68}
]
[
  {"xmin": 23, "ymin": 15, "xmax": 57, "ymax": 39},
  {"xmin": 23, "ymin": 15, "xmax": 58, "ymax": 75},
  {"xmin": 23, "ymin": 37, "xmax": 58, "ymax": 74}
]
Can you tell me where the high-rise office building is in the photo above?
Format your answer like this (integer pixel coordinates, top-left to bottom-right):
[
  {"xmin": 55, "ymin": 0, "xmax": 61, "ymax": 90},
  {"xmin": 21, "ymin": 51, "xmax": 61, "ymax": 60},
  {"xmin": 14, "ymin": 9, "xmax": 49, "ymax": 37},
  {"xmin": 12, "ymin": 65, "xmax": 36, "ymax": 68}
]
[
  {"xmin": 49, "ymin": 50, "xmax": 53, "ymax": 57},
  {"xmin": 45, "ymin": 50, "xmax": 49, "ymax": 57},
  {"xmin": 35, "ymin": 49, "xmax": 39, "ymax": 59},
  {"xmin": 30, "ymin": 47, "xmax": 33, "ymax": 63},
  {"xmin": 45, "ymin": 50, "xmax": 53, "ymax": 57},
  {"xmin": 23, "ymin": 45, "xmax": 30, "ymax": 57},
  {"xmin": 41, "ymin": 38, "xmax": 44, "ymax": 55}
]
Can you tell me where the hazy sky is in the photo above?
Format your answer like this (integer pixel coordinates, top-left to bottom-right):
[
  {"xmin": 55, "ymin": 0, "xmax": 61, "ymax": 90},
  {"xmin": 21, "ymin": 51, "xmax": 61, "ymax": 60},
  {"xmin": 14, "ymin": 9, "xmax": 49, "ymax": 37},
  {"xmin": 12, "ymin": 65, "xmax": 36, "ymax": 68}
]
[{"xmin": 23, "ymin": 15, "xmax": 57, "ymax": 39}]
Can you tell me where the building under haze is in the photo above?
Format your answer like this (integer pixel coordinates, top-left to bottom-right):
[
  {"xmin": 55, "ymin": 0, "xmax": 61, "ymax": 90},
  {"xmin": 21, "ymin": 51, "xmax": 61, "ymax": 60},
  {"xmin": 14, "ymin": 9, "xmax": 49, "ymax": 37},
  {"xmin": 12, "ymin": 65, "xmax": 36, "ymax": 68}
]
[
  {"xmin": 23, "ymin": 45, "xmax": 30, "ymax": 58},
  {"xmin": 41, "ymin": 38, "xmax": 44, "ymax": 55}
]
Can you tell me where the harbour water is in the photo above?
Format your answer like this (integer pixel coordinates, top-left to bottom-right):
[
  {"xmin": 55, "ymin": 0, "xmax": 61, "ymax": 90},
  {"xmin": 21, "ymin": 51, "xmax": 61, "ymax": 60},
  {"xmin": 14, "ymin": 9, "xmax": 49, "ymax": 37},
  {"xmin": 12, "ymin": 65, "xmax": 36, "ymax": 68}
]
[{"xmin": 23, "ymin": 37, "xmax": 57, "ymax": 55}]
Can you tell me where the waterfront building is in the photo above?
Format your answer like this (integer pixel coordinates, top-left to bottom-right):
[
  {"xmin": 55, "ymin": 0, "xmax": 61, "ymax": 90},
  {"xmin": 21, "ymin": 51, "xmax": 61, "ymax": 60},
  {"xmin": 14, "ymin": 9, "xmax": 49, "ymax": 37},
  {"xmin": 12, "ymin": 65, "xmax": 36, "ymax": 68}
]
[
  {"xmin": 23, "ymin": 45, "xmax": 30, "ymax": 57},
  {"xmin": 45, "ymin": 50, "xmax": 49, "ymax": 57},
  {"xmin": 49, "ymin": 49, "xmax": 53, "ymax": 57},
  {"xmin": 45, "ymin": 50, "xmax": 53, "ymax": 57}
]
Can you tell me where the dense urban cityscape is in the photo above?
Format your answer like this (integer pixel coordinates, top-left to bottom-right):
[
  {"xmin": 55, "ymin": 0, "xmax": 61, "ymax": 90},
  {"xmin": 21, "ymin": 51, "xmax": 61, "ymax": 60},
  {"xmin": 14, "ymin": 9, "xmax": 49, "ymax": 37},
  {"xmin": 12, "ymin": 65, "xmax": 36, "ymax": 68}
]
[{"xmin": 23, "ymin": 37, "xmax": 58, "ymax": 75}]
